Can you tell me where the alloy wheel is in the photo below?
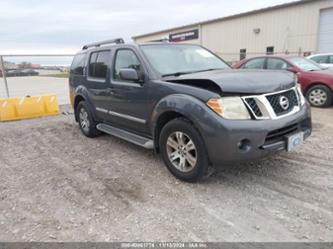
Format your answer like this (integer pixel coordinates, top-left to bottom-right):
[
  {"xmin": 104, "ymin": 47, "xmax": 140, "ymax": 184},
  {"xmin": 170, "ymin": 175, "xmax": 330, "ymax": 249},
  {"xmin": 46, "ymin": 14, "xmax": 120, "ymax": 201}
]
[
  {"xmin": 166, "ymin": 131, "xmax": 197, "ymax": 173},
  {"xmin": 79, "ymin": 108, "xmax": 90, "ymax": 133}
]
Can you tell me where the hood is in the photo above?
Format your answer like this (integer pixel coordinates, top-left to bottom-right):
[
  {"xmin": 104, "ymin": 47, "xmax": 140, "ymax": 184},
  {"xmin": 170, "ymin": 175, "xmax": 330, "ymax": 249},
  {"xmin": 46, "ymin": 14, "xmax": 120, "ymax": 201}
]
[{"xmin": 166, "ymin": 69, "xmax": 296, "ymax": 94}]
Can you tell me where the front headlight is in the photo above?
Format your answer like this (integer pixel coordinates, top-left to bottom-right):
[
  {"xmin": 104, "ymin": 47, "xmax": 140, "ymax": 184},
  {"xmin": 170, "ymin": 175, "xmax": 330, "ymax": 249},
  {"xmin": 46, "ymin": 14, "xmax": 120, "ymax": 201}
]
[
  {"xmin": 207, "ymin": 97, "xmax": 251, "ymax": 120},
  {"xmin": 296, "ymin": 84, "xmax": 306, "ymax": 106}
]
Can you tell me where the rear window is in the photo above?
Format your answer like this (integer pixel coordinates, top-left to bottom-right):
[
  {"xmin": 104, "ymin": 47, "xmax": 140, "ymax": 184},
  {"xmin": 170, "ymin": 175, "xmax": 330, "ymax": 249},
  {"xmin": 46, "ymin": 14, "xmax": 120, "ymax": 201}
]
[{"xmin": 70, "ymin": 54, "xmax": 86, "ymax": 75}]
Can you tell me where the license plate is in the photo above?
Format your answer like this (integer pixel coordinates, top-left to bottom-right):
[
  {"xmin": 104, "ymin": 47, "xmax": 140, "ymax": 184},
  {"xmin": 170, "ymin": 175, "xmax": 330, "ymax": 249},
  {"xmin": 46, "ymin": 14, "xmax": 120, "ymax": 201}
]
[{"xmin": 287, "ymin": 132, "xmax": 304, "ymax": 152}]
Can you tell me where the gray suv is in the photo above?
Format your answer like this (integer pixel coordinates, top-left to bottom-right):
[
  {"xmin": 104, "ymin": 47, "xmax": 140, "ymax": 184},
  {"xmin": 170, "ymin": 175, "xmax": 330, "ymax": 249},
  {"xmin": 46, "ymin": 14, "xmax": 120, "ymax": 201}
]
[{"xmin": 69, "ymin": 38, "xmax": 312, "ymax": 182}]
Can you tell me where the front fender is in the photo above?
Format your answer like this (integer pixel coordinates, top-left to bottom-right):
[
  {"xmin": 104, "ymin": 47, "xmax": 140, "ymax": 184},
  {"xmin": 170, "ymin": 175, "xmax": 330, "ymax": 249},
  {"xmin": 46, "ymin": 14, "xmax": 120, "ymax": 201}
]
[
  {"xmin": 150, "ymin": 94, "xmax": 210, "ymax": 132},
  {"xmin": 150, "ymin": 94, "xmax": 222, "ymax": 155}
]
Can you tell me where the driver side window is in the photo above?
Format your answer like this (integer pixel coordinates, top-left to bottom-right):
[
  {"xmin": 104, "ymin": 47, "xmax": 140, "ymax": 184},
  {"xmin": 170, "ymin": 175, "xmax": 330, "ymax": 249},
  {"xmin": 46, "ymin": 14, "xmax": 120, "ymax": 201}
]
[{"xmin": 113, "ymin": 49, "xmax": 141, "ymax": 81}]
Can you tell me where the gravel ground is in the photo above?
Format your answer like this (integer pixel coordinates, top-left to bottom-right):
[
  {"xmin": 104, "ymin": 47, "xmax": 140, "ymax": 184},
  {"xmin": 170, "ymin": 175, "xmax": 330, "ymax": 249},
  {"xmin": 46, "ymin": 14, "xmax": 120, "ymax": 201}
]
[{"xmin": 0, "ymin": 107, "xmax": 332, "ymax": 242}]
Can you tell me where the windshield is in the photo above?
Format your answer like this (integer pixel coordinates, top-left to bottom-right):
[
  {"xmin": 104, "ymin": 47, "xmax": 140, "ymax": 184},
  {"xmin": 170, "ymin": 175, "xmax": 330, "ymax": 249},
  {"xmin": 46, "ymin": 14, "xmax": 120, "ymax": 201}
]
[
  {"xmin": 290, "ymin": 57, "xmax": 323, "ymax": 71},
  {"xmin": 140, "ymin": 44, "xmax": 230, "ymax": 76}
]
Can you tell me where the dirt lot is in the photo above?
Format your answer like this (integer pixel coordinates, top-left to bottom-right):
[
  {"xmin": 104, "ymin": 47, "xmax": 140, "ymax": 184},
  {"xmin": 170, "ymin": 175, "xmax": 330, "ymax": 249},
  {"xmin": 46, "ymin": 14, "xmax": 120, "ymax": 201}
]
[{"xmin": 0, "ymin": 107, "xmax": 332, "ymax": 242}]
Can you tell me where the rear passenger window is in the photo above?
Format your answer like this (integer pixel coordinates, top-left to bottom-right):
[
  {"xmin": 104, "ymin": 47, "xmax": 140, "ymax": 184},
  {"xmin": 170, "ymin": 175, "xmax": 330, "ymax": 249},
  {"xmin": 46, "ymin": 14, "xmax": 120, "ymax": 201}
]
[
  {"xmin": 88, "ymin": 51, "xmax": 110, "ymax": 80},
  {"xmin": 267, "ymin": 58, "xmax": 289, "ymax": 70},
  {"xmin": 70, "ymin": 54, "xmax": 86, "ymax": 75},
  {"xmin": 114, "ymin": 50, "xmax": 141, "ymax": 81},
  {"xmin": 242, "ymin": 58, "xmax": 265, "ymax": 69}
]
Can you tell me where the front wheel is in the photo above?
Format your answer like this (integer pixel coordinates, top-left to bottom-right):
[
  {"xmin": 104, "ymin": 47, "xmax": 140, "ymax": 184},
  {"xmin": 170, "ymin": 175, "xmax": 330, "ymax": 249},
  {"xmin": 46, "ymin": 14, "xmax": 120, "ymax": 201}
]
[
  {"xmin": 159, "ymin": 118, "xmax": 209, "ymax": 182},
  {"xmin": 306, "ymin": 85, "xmax": 332, "ymax": 107}
]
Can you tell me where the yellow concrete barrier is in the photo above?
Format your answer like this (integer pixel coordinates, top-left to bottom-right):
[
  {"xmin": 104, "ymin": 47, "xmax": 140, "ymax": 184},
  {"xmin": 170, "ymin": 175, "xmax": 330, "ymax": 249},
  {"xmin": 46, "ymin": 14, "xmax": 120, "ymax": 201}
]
[{"xmin": 0, "ymin": 95, "xmax": 60, "ymax": 121}]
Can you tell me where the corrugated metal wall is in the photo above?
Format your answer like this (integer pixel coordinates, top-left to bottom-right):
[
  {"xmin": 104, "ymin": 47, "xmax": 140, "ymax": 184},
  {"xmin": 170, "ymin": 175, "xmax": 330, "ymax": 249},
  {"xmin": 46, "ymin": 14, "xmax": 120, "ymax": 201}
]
[
  {"xmin": 133, "ymin": 0, "xmax": 333, "ymax": 63},
  {"xmin": 318, "ymin": 7, "xmax": 333, "ymax": 52}
]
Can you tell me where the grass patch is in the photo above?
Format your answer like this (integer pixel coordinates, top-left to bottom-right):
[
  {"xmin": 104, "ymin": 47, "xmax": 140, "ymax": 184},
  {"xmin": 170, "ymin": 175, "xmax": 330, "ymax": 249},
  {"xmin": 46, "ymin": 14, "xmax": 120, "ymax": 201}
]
[{"xmin": 41, "ymin": 72, "xmax": 69, "ymax": 78}]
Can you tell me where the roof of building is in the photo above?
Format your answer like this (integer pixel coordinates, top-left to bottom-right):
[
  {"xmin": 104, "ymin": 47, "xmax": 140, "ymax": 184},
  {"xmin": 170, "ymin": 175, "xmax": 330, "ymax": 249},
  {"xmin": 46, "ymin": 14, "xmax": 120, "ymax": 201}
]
[{"xmin": 132, "ymin": 0, "xmax": 316, "ymax": 39}]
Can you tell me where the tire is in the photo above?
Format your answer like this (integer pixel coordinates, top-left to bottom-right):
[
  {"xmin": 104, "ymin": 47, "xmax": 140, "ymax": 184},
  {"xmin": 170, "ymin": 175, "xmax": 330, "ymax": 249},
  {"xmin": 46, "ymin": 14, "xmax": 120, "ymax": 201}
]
[
  {"xmin": 159, "ymin": 118, "xmax": 209, "ymax": 182},
  {"xmin": 306, "ymin": 85, "xmax": 332, "ymax": 108},
  {"xmin": 76, "ymin": 101, "xmax": 101, "ymax": 138}
]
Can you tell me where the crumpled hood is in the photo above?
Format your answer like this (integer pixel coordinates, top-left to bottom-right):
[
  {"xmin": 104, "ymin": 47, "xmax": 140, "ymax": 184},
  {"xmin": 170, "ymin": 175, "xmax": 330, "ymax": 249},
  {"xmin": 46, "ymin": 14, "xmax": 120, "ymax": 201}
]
[{"xmin": 166, "ymin": 69, "xmax": 296, "ymax": 94}]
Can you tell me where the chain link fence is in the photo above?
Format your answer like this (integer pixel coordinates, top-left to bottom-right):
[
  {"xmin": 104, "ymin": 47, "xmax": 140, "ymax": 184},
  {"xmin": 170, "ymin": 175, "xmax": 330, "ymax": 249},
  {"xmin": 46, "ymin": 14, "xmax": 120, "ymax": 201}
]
[
  {"xmin": 0, "ymin": 55, "xmax": 74, "ymax": 104},
  {"xmin": 0, "ymin": 50, "xmax": 316, "ymax": 103}
]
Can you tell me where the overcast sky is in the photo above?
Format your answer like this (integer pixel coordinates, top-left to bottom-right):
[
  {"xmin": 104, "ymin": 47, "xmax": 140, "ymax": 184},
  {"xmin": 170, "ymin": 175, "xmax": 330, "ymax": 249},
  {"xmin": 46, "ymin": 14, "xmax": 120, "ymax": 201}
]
[{"xmin": 0, "ymin": 0, "xmax": 297, "ymax": 54}]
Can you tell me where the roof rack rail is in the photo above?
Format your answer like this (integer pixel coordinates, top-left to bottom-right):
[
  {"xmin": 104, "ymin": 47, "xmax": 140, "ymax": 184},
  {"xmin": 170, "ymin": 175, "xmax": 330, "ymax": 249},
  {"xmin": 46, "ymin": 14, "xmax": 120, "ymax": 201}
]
[{"xmin": 82, "ymin": 38, "xmax": 125, "ymax": 50}]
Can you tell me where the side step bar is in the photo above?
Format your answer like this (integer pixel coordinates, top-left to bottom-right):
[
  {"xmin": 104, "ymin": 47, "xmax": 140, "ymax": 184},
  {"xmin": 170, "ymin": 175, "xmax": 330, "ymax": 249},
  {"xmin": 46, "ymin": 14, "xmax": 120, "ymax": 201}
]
[{"xmin": 96, "ymin": 123, "xmax": 154, "ymax": 149}]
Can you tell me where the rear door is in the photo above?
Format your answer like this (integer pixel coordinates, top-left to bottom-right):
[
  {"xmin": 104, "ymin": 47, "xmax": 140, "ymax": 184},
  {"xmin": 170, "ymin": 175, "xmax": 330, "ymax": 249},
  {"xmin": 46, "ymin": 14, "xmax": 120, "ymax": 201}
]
[{"xmin": 85, "ymin": 50, "xmax": 112, "ymax": 121}]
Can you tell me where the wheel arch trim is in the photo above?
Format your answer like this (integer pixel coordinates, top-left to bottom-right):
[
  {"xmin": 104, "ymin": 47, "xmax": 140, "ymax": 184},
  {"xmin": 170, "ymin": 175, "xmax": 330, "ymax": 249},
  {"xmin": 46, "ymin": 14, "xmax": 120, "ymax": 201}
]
[
  {"xmin": 73, "ymin": 87, "xmax": 98, "ymax": 122},
  {"xmin": 150, "ymin": 94, "xmax": 213, "ymax": 155}
]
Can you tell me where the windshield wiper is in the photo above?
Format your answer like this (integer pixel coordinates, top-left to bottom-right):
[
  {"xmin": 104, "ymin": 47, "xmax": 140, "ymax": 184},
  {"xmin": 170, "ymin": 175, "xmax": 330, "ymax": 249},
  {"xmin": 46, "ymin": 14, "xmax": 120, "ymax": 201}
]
[
  {"xmin": 162, "ymin": 68, "xmax": 224, "ymax": 77},
  {"xmin": 162, "ymin": 71, "xmax": 197, "ymax": 77}
]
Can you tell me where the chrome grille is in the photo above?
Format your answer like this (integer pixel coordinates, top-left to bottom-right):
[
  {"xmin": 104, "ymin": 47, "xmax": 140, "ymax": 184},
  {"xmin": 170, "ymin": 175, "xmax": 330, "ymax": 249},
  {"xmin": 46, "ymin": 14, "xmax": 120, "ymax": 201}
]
[
  {"xmin": 244, "ymin": 98, "xmax": 263, "ymax": 117},
  {"xmin": 242, "ymin": 87, "xmax": 300, "ymax": 120},
  {"xmin": 266, "ymin": 90, "xmax": 299, "ymax": 116}
]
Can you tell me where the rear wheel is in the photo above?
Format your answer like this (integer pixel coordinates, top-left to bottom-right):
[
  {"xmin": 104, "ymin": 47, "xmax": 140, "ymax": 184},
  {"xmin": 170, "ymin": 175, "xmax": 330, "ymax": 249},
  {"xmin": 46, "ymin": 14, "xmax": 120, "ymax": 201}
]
[
  {"xmin": 306, "ymin": 85, "xmax": 332, "ymax": 107},
  {"xmin": 76, "ymin": 101, "xmax": 101, "ymax": 138},
  {"xmin": 159, "ymin": 118, "xmax": 209, "ymax": 182}
]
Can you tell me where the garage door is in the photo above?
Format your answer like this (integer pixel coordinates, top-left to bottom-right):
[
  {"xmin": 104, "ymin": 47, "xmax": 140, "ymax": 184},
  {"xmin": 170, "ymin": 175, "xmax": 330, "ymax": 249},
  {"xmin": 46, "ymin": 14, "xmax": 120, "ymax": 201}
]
[{"xmin": 318, "ymin": 8, "xmax": 333, "ymax": 52}]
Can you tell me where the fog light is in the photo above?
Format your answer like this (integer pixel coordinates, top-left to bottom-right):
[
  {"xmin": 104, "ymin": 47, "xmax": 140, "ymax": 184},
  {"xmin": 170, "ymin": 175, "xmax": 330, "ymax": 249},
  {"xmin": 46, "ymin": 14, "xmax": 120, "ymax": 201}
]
[{"xmin": 238, "ymin": 139, "xmax": 251, "ymax": 152}]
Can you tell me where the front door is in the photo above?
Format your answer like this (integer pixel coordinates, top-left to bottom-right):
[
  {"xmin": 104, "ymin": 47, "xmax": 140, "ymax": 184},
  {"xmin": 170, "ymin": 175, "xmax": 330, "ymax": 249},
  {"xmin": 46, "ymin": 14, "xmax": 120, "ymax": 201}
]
[{"xmin": 105, "ymin": 48, "xmax": 152, "ymax": 136}]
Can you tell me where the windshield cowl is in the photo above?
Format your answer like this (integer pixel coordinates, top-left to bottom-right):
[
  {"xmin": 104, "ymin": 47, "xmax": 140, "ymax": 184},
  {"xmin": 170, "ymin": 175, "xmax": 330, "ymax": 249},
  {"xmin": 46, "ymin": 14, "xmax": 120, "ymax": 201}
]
[{"xmin": 161, "ymin": 68, "xmax": 227, "ymax": 77}]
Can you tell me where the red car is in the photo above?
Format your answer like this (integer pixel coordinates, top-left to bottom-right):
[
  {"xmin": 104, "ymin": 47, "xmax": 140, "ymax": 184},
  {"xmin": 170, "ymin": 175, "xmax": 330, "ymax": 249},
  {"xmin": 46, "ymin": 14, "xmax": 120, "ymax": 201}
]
[{"xmin": 233, "ymin": 56, "xmax": 333, "ymax": 107}]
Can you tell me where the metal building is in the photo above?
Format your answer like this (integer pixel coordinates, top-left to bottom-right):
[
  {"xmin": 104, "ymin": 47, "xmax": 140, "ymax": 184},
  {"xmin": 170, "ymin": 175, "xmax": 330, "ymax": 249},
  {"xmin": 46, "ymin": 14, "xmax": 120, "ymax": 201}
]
[{"xmin": 132, "ymin": 0, "xmax": 333, "ymax": 63}]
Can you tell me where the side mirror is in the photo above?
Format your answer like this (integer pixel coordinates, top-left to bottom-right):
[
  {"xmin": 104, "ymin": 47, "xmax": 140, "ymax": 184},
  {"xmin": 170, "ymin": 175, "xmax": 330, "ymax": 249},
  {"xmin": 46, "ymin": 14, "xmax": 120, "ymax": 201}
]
[
  {"xmin": 119, "ymin": 68, "xmax": 140, "ymax": 82},
  {"xmin": 288, "ymin": 67, "xmax": 299, "ymax": 74}
]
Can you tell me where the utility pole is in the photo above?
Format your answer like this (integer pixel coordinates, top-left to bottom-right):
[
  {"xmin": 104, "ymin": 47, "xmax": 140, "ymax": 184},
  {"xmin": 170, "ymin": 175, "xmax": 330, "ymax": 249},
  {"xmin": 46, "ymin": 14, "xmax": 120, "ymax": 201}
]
[{"xmin": 0, "ymin": 56, "xmax": 10, "ymax": 98}]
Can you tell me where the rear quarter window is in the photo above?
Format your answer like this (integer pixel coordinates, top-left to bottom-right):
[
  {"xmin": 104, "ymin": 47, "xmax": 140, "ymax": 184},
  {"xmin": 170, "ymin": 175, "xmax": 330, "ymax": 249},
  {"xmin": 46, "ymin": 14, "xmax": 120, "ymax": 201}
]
[{"xmin": 70, "ymin": 54, "xmax": 86, "ymax": 75}]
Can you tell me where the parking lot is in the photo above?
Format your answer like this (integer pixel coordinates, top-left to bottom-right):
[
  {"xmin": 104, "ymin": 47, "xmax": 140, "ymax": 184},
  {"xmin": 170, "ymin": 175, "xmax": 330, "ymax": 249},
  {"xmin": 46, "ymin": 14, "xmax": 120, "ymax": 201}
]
[
  {"xmin": 0, "ymin": 76, "xmax": 68, "ymax": 105},
  {"xmin": 0, "ymin": 106, "xmax": 332, "ymax": 242}
]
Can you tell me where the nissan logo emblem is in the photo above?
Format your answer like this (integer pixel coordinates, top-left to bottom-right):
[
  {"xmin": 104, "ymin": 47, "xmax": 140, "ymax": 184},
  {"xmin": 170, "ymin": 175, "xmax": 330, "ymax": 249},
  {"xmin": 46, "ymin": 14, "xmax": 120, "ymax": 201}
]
[{"xmin": 279, "ymin": 96, "xmax": 290, "ymax": 110}]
